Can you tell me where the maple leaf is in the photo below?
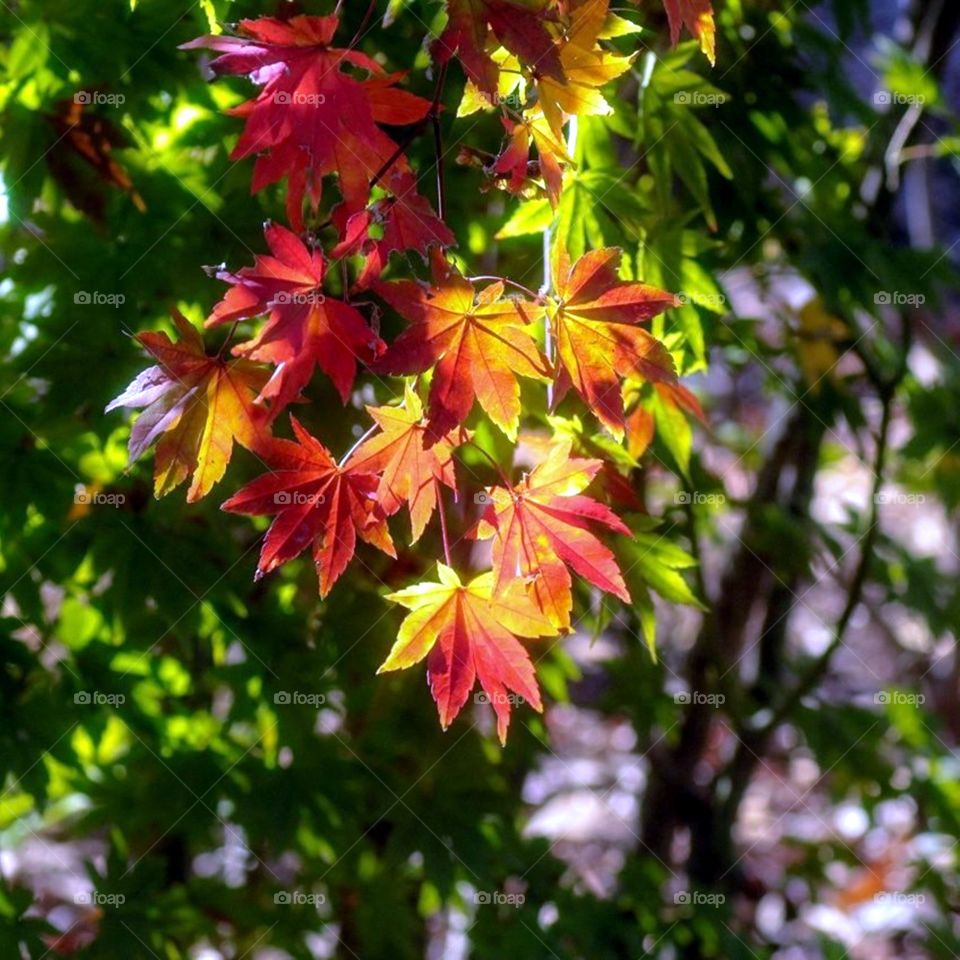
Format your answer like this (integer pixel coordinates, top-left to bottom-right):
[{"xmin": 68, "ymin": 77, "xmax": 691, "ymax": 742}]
[
  {"xmin": 433, "ymin": 0, "xmax": 564, "ymax": 96},
  {"xmin": 473, "ymin": 438, "xmax": 630, "ymax": 629},
  {"xmin": 332, "ymin": 169, "xmax": 456, "ymax": 288},
  {"xmin": 374, "ymin": 251, "xmax": 549, "ymax": 440},
  {"xmin": 107, "ymin": 310, "xmax": 268, "ymax": 503},
  {"xmin": 626, "ymin": 381, "xmax": 706, "ymax": 458},
  {"xmin": 207, "ymin": 223, "xmax": 385, "ymax": 413},
  {"xmin": 536, "ymin": 0, "xmax": 634, "ymax": 139},
  {"xmin": 347, "ymin": 384, "xmax": 463, "ymax": 544},
  {"xmin": 221, "ymin": 417, "xmax": 396, "ymax": 597},
  {"xmin": 550, "ymin": 243, "xmax": 679, "ymax": 438},
  {"xmin": 379, "ymin": 563, "xmax": 557, "ymax": 742},
  {"xmin": 182, "ymin": 16, "xmax": 434, "ymax": 231},
  {"xmin": 493, "ymin": 111, "xmax": 569, "ymax": 207},
  {"xmin": 663, "ymin": 0, "xmax": 716, "ymax": 66},
  {"xmin": 49, "ymin": 97, "xmax": 145, "ymax": 223}
]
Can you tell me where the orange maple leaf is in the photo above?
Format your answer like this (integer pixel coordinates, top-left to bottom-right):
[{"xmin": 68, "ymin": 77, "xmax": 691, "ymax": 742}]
[
  {"xmin": 536, "ymin": 0, "xmax": 634, "ymax": 139},
  {"xmin": 347, "ymin": 384, "xmax": 464, "ymax": 544},
  {"xmin": 550, "ymin": 244, "xmax": 678, "ymax": 438},
  {"xmin": 374, "ymin": 251, "xmax": 549, "ymax": 440},
  {"xmin": 222, "ymin": 417, "xmax": 396, "ymax": 597},
  {"xmin": 473, "ymin": 438, "xmax": 631, "ymax": 629},
  {"xmin": 380, "ymin": 563, "xmax": 558, "ymax": 742},
  {"xmin": 107, "ymin": 310, "xmax": 268, "ymax": 503}
]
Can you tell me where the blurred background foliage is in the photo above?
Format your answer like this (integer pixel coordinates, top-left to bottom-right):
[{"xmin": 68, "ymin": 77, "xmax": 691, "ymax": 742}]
[{"xmin": 1, "ymin": 0, "xmax": 960, "ymax": 957}]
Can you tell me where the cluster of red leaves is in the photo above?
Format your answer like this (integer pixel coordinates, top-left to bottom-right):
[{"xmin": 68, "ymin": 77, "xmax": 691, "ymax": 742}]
[{"xmin": 109, "ymin": 0, "xmax": 713, "ymax": 742}]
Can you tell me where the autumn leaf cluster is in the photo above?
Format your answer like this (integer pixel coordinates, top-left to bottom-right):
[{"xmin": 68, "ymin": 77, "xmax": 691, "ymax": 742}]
[{"xmin": 109, "ymin": 0, "xmax": 715, "ymax": 741}]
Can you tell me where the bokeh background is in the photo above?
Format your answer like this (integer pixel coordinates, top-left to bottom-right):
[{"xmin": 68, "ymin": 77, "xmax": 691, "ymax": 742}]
[{"xmin": 1, "ymin": 0, "xmax": 959, "ymax": 958}]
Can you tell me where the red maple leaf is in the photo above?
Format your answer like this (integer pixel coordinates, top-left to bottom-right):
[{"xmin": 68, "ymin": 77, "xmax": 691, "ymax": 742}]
[
  {"xmin": 473, "ymin": 438, "xmax": 630, "ymax": 629},
  {"xmin": 182, "ymin": 15, "xmax": 435, "ymax": 231},
  {"xmin": 207, "ymin": 223, "xmax": 384, "ymax": 414},
  {"xmin": 222, "ymin": 417, "xmax": 396, "ymax": 597},
  {"xmin": 663, "ymin": 0, "xmax": 716, "ymax": 65},
  {"xmin": 433, "ymin": 0, "xmax": 565, "ymax": 95},
  {"xmin": 332, "ymin": 169, "xmax": 455, "ymax": 288}
]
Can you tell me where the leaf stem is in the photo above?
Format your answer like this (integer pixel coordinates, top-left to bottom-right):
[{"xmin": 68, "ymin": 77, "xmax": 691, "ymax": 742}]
[
  {"xmin": 339, "ymin": 422, "xmax": 379, "ymax": 468},
  {"xmin": 435, "ymin": 476, "xmax": 453, "ymax": 566},
  {"xmin": 466, "ymin": 276, "xmax": 543, "ymax": 301},
  {"xmin": 465, "ymin": 439, "xmax": 511, "ymax": 488}
]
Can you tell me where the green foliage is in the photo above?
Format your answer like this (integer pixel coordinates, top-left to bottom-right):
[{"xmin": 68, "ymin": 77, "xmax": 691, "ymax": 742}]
[{"xmin": 2, "ymin": 1, "xmax": 959, "ymax": 958}]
